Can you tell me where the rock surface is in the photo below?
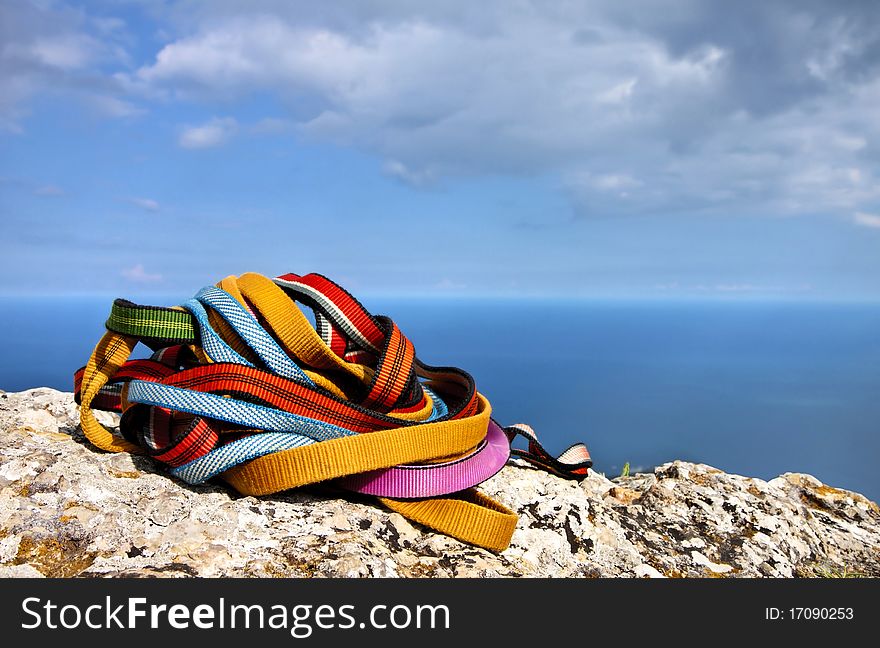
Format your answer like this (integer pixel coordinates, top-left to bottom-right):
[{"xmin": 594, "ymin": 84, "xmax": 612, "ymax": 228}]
[{"xmin": 1, "ymin": 388, "xmax": 878, "ymax": 578}]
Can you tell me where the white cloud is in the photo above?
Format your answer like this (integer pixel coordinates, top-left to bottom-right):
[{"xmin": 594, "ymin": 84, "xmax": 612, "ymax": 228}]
[
  {"xmin": 131, "ymin": 14, "xmax": 731, "ymax": 179},
  {"xmin": 853, "ymin": 212, "xmax": 880, "ymax": 229},
  {"xmin": 26, "ymin": 34, "xmax": 99, "ymax": 70},
  {"xmin": 832, "ymin": 134, "xmax": 867, "ymax": 152},
  {"xmin": 0, "ymin": 2, "xmax": 138, "ymax": 131},
  {"xmin": 121, "ymin": 264, "xmax": 162, "ymax": 283},
  {"xmin": 575, "ymin": 172, "xmax": 642, "ymax": 191},
  {"xmin": 119, "ymin": 4, "xmax": 880, "ymax": 219},
  {"xmin": 4, "ymin": 1, "xmax": 880, "ymax": 222},
  {"xmin": 383, "ymin": 160, "xmax": 435, "ymax": 187},
  {"xmin": 596, "ymin": 78, "xmax": 638, "ymax": 104},
  {"xmin": 655, "ymin": 281, "xmax": 813, "ymax": 295},
  {"xmin": 129, "ymin": 197, "xmax": 160, "ymax": 211},
  {"xmin": 434, "ymin": 278, "xmax": 467, "ymax": 291},
  {"xmin": 87, "ymin": 95, "xmax": 144, "ymax": 118},
  {"xmin": 178, "ymin": 117, "xmax": 238, "ymax": 149},
  {"xmin": 713, "ymin": 283, "xmax": 762, "ymax": 293}
]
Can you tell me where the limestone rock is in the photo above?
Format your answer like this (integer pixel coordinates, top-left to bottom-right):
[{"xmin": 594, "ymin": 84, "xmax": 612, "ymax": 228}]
[{"xmin": 1, "ymin": 388, "xmax": 877, "ymax": 578}]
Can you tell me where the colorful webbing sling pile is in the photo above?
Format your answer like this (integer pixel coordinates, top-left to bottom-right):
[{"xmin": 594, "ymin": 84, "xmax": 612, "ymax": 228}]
[{"xmin": 74, "ymin": 272, "xmax": 592, "ymax": 552}]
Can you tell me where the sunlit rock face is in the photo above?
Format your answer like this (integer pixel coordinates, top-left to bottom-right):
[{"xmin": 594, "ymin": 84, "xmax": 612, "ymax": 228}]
[{"xmin": 1, "ymin": 388, "xmax": 877, "ymax": 578}]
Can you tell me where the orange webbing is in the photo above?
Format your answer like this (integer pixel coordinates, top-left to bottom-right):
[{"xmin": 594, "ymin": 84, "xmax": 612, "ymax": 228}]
[
  {"xmin": 218, "ymin": 393, "xmax": 517, "ymax": 552},
  {"xmin": 217, "ymin": 275, "xmax": 247, "ymax": 306},
  {"xmin": 237, "ymin": 272, "xmax": 367, "ymax": 376},
  {"xmin": 234, "ymin": 273, "xmax": 438, "ymax": 420},
  {"xmin": 78, "ymin": 331, "xmax": 143, "ymax": 454},
  {"xmin": 364, "ymin": 321, "xmax": 416, "ymax": 410},
  {"xmin": 221, "ymin": 395, "xmax": 491, "ymax": 495},
  {"xmin": 217, "ymin": 274, "xmax": 352, "ymax": 399},
  {"xmin": 379, "ymin": 490, "xmax": 517, "ymax": 553}
]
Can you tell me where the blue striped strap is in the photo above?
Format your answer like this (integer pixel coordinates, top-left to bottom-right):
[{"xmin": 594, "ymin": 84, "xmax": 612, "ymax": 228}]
[
  {"xmin": 126, "ymin": 379, "xmax": 355, "ymax": 442},
  {"xmin": 187, "ymin": 286, "xmax": 316, "ymax": 386},
  {"xmin": 167, "ymin": 385, "xmax": 449, "ymax": 484},
  {"xmin": 183, "ymin": 298, "xmax": 253, "ymax": 366},
  {"xmin": 170, "ymin": 432, "xmax": 314, "ymax": 484}
]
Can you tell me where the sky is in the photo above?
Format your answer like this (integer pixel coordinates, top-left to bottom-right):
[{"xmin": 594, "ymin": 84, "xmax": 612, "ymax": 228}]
[{"xmin": 1, "ymin": 0, "xmax": 879, "ymax": 300}]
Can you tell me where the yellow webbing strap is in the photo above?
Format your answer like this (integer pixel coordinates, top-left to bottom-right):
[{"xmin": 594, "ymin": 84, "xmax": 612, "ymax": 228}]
[
  {"xmin": 217, "ymin": 275, "xmax": 247, "ymax": 306},
  {"xmin": 237, "ymin": 272, "xmax": 370, "ymax": 379},
  {"xmin": 222, "ymin": 395, "xmax": 491, "ymax": 494},
  {"xmin": 212, "ymin": 276, "xmax": 262, "ymax": 365},
  {"xmin": 234, "ymin": 273, "xmax": 436, "ymax": 421},
  {"xmin": 220, "ymin": 394, "xmax": 516, "ymax": 551},
  {"xmin": 79, "ymin": 331, "xmax": 143, "ymax": 454},
  {"xmin": 379, "ymin": 490, "xmax": 517, "ymax": 553},
  {"xmin": 217, "ymin": 274, "xmax": 350, "ymax": 399}
]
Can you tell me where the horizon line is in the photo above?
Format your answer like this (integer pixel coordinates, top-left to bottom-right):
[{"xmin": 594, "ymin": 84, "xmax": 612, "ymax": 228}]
[{"xmin": 1, "ymin": 291, "xmax": 878, "ymax": 305}]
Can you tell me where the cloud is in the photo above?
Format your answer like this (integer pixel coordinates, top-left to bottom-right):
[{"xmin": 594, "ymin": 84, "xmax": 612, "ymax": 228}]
[
  {"xmin": 572, "ymin": 172, "xmax": 642, "ymax": 192},
  {"xmin": 5, "ymin": 1, "xmax": 880, "ymax": 222},
  {"xmin": 853, "ymin": 211, "xmax": 880, "ymax": 229},
  {"xmin": 383, "ymin": 160, "xmax": 436, "ymax": 187},
  {"xmin": 132, "ymin": 12, "xmax": 728, "ymax": 183},
  {"xmin": 86, "ymin": 95, "xmax": 144, "ymax": 118},
  {"xmin": 250, "ymin": 117, "xmax": 294, "ymax": 134},
  {"xmin": 713, "ymin": 284, "xmax": 764, "ymax": 293},
  {"xmin": 596, "ymin": 78, "xmax": 638, "ymax": 105},
  {"xmin": 655, "ymin": 281, "xmax": 813, "ymax": 295},
  {"xmin": 33, "ymin": 185, "xmax": 64, "ymax": 196},
  {"xmin": 118, "ymin": 2, "xmax": 880, "ymax": 219},
  {"xmin": 0, "ymin": 1, "xmax": 137, "ymax": 131},
  {"xmin": 25, "ymin": 34, "xmax": 99, "ymax": 70},
  {"xmin": 129, "ymin": 197, "xmax": 160, "ymax": 211},
  {"xmin": 121, "ymin": 264, "xmax": 162, "ymax": 283},
  {"xmin": 434, "ymin": 278, "xmax": 467, "ymax": 291},
  {"xmin": 178, "ymin": 117, "xmax": 238, "ymax": 149}
]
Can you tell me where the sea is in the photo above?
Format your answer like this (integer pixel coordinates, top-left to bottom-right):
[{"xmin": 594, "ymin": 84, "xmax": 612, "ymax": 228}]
[{"xmin": 2, "ymin": 296, "xmax": 878, "ymax": 501}]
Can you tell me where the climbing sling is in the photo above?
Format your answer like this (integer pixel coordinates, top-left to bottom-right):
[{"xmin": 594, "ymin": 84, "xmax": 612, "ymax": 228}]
[{"xmin": 74, "ymin": 272, "xmax": 592, "ymax": 552}]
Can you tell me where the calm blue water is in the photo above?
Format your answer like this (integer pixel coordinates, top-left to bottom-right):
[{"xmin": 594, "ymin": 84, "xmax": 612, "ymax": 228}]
[{"xmin": 1, "ymin": 296, "xmax": 878, "ymax": 501}]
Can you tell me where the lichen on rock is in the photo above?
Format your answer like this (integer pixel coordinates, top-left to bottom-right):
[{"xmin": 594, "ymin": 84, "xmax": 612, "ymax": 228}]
[{"xmin": 1, "ymin": 388, "xmax": 877, "ymax": 578}]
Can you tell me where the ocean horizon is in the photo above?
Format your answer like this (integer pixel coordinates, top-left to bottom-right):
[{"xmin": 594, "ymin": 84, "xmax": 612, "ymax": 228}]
[{"xmin": 2, "ymin": 295, "xmax": 878, "ymax": 501}]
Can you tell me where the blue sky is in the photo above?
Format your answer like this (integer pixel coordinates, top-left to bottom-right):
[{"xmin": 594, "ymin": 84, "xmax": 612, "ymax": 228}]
[{"xmin": 1, "ymin": 1, "xmax": 879, "ymax": 299}]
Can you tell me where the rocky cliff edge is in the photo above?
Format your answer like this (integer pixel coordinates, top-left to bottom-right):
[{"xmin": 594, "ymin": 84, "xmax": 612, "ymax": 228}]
[{"xmin": 1, "ymin": 388, "xmax": 877, "ymax": 578}]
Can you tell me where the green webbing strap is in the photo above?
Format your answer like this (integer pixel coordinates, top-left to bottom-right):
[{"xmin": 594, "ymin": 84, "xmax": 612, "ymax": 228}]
[{"xmin": 106, "ymin": 299, "xmax": 197, "ymax": 343}]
